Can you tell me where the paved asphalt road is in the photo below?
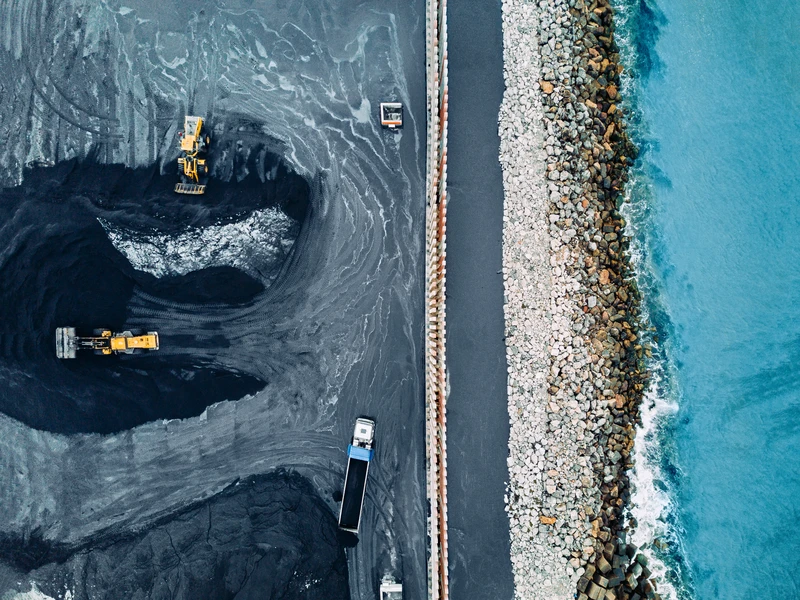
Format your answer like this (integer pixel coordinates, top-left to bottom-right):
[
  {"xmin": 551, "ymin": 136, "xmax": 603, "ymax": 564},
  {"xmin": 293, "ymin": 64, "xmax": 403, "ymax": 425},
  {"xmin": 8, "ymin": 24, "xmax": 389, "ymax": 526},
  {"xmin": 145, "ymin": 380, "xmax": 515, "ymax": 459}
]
[{"xmin": 445, "ymin": 1, "xmax": 515, "ymax": 599}]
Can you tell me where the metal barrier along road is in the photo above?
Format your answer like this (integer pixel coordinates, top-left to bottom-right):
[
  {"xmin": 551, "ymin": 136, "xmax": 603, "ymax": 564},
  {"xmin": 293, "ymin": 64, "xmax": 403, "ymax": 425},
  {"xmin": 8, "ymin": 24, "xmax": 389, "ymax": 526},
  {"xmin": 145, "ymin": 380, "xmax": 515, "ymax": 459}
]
[{"xmin": 425, "ymin": 0, "xmax": 449, "ymax": 598}]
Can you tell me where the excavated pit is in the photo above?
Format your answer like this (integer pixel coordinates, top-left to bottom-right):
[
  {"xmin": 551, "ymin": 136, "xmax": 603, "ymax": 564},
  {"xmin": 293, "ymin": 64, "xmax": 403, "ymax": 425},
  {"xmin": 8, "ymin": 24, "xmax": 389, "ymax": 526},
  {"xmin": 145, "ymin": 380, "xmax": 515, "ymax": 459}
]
[{"xmin": 0, "ymin": 154, "xmax": 310, "ymax": 434}]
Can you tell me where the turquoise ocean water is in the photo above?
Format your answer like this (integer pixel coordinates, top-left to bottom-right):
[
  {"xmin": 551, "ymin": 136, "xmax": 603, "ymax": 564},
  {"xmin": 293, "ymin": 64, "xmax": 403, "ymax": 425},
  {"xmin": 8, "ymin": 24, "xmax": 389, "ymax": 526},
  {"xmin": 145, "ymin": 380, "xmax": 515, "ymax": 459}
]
[{"xmin": 612, "ymin": 0, "xmax": 800, "ymax": 598}]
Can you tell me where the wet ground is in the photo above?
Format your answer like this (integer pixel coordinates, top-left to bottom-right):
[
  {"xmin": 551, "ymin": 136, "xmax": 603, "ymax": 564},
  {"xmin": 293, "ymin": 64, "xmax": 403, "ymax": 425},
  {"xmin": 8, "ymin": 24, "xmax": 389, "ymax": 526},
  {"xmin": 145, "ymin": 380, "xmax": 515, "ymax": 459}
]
[{"xmin": 0, "ymin": 0, "xmax": 427, "ymax": 598}]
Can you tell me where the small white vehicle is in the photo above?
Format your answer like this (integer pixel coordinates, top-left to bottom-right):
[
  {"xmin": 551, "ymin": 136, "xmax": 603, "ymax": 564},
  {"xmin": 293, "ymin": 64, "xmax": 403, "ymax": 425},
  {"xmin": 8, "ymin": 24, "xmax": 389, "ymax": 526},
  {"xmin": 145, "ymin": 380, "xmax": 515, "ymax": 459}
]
[
  {"xmin": 380, "ymin": 578, "xmax": 403, "ymax": 600},
  {"xmin": 379, "ymin": 102, "xmax": 403, "ymax": 129}
]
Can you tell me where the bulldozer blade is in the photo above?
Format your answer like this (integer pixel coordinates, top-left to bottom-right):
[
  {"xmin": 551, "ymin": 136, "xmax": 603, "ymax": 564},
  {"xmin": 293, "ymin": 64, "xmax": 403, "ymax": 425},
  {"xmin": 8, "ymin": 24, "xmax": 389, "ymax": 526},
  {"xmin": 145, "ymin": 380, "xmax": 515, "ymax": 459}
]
[{"xmin": 174, "ymin": 183, "xmax": 206, "ymax": 195}]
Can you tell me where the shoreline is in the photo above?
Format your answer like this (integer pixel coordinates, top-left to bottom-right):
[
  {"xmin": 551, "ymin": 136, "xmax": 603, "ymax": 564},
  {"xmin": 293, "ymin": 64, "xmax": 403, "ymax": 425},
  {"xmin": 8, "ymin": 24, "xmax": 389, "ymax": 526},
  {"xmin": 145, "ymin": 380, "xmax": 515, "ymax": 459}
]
[{"xmin": 499, "ymin": 0, "xmax": 662, "ymax": 598}]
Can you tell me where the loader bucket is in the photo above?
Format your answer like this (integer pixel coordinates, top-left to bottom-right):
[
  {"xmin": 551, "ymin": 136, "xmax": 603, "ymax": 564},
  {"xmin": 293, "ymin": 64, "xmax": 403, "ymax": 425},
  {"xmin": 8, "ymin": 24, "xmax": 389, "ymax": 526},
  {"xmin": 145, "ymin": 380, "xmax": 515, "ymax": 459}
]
[
  {"xmin": 55, "ymin": 327, "xmax": 77, "ymax": 359},
  {"xmin": 174, "ymin": 183, "xmax": 206, "ymax": 195}
]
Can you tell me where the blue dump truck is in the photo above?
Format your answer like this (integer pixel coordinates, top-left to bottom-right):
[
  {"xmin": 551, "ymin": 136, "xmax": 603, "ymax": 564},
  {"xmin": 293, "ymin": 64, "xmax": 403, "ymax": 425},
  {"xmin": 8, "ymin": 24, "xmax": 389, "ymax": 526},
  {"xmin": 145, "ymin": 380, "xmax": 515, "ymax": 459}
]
[{"xmin": 338, "ymin": 418, "xmax": 376, "ymax": 533}]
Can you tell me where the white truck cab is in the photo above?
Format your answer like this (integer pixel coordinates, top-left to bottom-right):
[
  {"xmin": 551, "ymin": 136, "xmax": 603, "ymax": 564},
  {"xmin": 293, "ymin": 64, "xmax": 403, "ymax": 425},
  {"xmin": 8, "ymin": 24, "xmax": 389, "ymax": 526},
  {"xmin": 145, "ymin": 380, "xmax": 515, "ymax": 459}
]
[
  {"xmin": 379, "ymin": 102, "xmax": 403, "ymax": 129},
  {"xmin": 380, "ymin": 578, "xmax": 403, "ymax": 600},
  {"xmin": 354, "ymin": 418, "xmax": 375, "ymax": 444}
]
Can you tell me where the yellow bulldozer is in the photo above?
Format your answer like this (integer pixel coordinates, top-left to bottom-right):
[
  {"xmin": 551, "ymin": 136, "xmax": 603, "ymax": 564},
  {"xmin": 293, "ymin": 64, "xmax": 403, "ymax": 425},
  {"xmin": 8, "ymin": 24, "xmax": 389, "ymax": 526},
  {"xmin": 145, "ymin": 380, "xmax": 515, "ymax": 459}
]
[
  {"xmin": 175, "ymin": 115, "xmax": 211, "ymax": 194},
  {"xmin": 55, "ymin": 327, "xmax": 160, "ymax": 359}
]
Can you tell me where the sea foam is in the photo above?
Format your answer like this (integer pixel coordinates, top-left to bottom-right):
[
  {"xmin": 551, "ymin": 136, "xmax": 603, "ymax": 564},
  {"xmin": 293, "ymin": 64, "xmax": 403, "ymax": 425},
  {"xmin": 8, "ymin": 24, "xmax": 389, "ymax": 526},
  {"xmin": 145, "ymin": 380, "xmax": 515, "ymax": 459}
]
[{"xmin": 613, "ymin": 0, "xmax": 687, "ymax": 596}]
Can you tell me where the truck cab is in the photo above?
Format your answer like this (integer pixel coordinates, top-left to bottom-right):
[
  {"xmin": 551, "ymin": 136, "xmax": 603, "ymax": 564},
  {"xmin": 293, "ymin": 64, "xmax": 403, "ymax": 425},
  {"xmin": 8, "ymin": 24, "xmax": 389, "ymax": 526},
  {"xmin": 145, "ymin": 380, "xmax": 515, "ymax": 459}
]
[
  {"xmin": 353, "ymin": 418, "xmax": 374, "ymax": 445},
  {"xmin": 380, "ymin": 579, "xmax": 403, "ymax": 600},
  {"xmin": 379, "ymin": 102, "xmax": 403, "ymax": 129}
]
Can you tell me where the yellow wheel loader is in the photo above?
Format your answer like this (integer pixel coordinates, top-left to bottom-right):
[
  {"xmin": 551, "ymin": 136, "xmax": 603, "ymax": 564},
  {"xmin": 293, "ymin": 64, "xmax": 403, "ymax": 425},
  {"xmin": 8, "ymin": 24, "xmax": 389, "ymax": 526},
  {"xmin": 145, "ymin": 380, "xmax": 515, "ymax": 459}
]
[
  {"xmin": 175, "ymin": 115, "xmax": 211, "ymax": 195},
  {"xmin": 55, "ymin": 327, "xmax": 159, "ymax": 359}
]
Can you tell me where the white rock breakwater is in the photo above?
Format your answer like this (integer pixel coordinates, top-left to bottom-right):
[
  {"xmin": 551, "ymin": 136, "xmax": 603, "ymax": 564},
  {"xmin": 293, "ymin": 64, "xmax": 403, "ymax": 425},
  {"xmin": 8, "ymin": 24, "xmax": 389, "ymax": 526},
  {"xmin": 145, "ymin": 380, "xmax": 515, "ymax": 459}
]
[{"xmin": 499, "ymin": 0, "xmax": 662, "ymax": 599}]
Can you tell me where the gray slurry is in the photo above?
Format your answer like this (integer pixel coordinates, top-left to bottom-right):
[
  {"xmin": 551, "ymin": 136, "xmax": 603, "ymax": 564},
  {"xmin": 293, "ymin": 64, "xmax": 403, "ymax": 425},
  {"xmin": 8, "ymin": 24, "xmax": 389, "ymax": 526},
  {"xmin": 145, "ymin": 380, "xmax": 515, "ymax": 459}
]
[{"xmin": 446, "ymin": 1, "xmax": 515, "ymax": 599}]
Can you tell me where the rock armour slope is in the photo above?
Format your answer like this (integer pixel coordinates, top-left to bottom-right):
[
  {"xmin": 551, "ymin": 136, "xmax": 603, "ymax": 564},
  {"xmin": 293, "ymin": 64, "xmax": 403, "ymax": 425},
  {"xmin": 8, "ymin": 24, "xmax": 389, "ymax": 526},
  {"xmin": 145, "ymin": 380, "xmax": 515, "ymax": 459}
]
[{"xmin": 500, "ymin": 0, "xmax": 661, "ymax": 599}]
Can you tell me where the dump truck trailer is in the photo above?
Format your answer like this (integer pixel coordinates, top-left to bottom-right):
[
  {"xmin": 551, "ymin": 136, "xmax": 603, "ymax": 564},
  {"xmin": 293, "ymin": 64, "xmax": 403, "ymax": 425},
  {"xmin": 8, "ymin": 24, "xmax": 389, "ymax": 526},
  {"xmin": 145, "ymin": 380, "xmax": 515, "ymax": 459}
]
[
  {"xmin": 338, "ymin": 418, "xmax": 375, "ymax": 533},
  {"xmin": 56, "ymin": 327, "xmax": 159, "ymax": 359}
]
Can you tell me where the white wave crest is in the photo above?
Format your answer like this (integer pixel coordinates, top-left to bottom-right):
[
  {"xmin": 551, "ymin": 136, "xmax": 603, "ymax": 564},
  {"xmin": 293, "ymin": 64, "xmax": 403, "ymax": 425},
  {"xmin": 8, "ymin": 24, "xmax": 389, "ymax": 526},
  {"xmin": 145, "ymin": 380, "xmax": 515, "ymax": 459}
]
[
  {"xmin": 621, "ymin": 183, "xmax": 684, "ymax": 600},
  {"xmin": 627, "ymin": 366, "xmax": 679, "ymax": 598}
]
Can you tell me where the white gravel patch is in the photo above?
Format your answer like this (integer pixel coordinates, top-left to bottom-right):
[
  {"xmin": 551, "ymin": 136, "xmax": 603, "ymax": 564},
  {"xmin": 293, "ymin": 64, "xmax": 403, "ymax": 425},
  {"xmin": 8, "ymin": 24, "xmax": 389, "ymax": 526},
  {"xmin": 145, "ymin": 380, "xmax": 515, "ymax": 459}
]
[
  {"xmin": 500, "ymin": 1, "xmax": 576, "ymax": 598},
  {"xmin": 100, "ymin": 207, "xmax": 298, "ymax": 281}
]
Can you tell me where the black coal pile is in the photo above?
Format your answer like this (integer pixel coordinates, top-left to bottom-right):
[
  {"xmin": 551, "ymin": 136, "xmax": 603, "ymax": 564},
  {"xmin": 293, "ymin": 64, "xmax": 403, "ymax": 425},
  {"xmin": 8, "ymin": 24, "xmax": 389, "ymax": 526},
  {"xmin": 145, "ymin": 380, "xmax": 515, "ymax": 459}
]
[
  {"xmin": 0, "ymin": 156, "xmax": 309, "ymax": 434},
  {"xmin": 0, "ymin": 472, "xmax": 349, "ymax": 600}
]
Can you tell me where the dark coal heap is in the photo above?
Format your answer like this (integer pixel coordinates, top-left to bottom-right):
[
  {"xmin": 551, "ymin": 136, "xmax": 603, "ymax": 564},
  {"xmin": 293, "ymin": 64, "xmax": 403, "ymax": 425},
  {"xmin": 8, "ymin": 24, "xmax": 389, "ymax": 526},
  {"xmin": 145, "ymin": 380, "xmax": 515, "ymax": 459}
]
[
  {"xmin": 0, "ymin": 472, "xmax": 350, "ymax": 600},
  {"xmin": 0, "ymin": 157, "xmax": 310, "ymax": 434}
]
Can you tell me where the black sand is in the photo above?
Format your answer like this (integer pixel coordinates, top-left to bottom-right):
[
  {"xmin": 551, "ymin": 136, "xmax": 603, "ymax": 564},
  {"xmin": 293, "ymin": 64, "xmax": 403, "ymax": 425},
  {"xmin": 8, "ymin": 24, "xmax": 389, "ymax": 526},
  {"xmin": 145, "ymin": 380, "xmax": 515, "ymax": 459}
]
[{"xmin": 0, "ymin": 472, "xmax": 350, "ymax": 600}]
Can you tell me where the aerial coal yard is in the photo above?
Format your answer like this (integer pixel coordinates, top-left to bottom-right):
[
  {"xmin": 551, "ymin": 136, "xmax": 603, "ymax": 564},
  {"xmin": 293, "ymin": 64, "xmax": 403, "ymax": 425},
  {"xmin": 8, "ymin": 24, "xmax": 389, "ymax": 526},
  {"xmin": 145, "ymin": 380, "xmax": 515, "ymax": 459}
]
[{"xmin": 0, "ymin": 0, "xmax": 426, "ymax": 598}]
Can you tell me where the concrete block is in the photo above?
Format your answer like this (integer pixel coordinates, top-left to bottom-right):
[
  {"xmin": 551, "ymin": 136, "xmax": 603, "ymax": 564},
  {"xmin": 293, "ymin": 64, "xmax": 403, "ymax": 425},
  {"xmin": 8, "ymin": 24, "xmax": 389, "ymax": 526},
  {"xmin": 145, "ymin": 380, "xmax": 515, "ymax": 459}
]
[
  {"xmin": 587, "ymin": 582, "xmax": 606, "ymax": 600},
  {"xmin": 598, "ymin": 555, "xmax": 612, "ymax": 574},
  {"xmin": 604, "ymin": 542, "xmax": 616, "ymax": 559},
  {"xmin": 594, "ymin": 575, "xmax": 610, "ymax": 588},
  {"xmin": 626, "ymin": 571, "xmax": 638, "ymax": 588}
]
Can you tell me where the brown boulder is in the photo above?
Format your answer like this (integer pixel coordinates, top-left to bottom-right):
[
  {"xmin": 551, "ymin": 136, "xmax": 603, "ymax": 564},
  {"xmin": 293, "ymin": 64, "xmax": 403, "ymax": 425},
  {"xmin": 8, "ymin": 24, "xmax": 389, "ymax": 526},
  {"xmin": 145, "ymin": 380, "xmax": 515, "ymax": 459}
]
[
  {"xmin": 539, "ymin": 515, "xmax": 557, "ymax": 525},
  {"xmin": 603, "ymin": 122, "xmax": 615, "ymax": 142}
]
